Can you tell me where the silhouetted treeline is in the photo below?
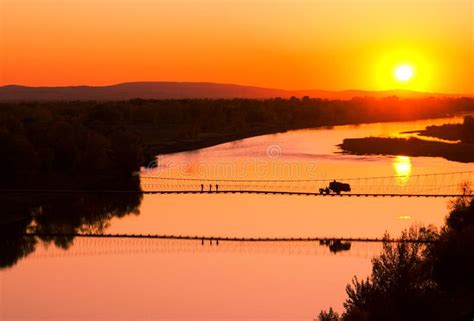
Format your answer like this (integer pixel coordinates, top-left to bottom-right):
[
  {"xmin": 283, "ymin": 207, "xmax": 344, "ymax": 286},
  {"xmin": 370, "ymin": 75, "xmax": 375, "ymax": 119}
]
[
  {"xmin": 317, "ymin": 188, "xmax": 474, "ymax": 321},
  {"xmin": 0, "ymin": 104, "xmax": 144, "ymax": 189},
  {"xmin": 0, "ymin": 96, "xmax": 473, "ymax": 188}
]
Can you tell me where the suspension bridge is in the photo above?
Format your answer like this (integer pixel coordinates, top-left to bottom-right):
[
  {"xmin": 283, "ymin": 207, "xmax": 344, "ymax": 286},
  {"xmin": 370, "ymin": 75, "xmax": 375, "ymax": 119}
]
[
  {"xmin": 1, "ymin": 171, "xmax": 472, "ymax": 197},
  {"xmin": 140, "ymin": 170, "xmax": 474, "ymax": 198},
  {"xmin": 18, "ymin": 233, "xmax": 394, "ymax": 260}
]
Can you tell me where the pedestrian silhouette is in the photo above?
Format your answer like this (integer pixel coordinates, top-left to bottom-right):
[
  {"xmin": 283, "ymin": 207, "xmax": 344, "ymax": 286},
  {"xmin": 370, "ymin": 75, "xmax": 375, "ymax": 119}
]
[
  {"xmin": 209, "ymin": 184, "xmax": 212, "ymax": 192},
  {"xmin": 200, "ymin": 184, "xmax": 204, "ymax": 193},
  {"xmin": 216, "ymin": 184, "xmax": 219, "ymax": 192}
]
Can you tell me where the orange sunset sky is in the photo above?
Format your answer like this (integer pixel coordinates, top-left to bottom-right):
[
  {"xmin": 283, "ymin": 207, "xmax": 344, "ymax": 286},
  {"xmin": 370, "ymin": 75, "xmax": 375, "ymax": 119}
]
[{"xmin": 0, "ymin": 0, "xmax": 472, "ymax": 93}]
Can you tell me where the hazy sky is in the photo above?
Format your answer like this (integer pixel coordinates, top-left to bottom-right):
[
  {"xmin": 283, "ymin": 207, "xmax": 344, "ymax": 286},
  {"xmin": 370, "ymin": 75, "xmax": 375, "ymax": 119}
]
[{"xmin": 1, "ymin": 0, "xmax": 472, "ymax": 93}]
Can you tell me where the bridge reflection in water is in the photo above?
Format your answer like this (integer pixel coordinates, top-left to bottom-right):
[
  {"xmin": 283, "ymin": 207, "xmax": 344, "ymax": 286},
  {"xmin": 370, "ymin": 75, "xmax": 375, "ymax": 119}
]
[{"xmin": 28, "ymin": 237, "xmax": 384, "ymax": 260}]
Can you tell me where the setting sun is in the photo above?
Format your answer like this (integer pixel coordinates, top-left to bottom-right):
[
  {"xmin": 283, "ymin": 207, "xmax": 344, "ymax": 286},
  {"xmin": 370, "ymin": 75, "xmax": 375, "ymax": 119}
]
[{"xmin": 395, "ymin": 65, "xmax": 414, "ymax": 82}]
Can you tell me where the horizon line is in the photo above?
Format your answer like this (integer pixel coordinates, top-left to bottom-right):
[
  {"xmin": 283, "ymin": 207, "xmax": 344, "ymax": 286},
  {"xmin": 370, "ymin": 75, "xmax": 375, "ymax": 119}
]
[{"xmin": 1, "ymin": 81, "xmax": 473, "ymax": 97}]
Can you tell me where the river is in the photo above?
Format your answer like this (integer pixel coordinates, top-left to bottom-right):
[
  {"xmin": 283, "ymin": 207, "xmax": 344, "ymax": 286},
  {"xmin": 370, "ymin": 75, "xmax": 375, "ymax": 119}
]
[{"xmin": 1, "ymin": 116, "xmax": 472, "ymax": 321}]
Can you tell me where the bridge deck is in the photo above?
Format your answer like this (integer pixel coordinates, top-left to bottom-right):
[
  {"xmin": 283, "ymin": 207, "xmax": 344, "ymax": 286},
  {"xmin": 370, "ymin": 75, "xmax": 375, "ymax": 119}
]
[
  {"xmin": 1, "ymin": 189, "xmax": 472, "ymax": 198},
  {"xmin": 143, "ymin": 190, "xmax": 471, "ymax": 198}
]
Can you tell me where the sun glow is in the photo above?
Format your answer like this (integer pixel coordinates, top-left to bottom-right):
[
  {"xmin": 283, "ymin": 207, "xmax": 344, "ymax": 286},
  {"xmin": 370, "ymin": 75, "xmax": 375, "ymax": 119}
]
[
  {"xmin": 393, "ymin": 156, "xmax": 412, "ymax": 186},
  {"xmin": 373, "ymin": 48, "xmax": 434, "ymax": 92},
  {"xmin": 395, "ymin": 65, "xmax": 414, "ymax": 82}
]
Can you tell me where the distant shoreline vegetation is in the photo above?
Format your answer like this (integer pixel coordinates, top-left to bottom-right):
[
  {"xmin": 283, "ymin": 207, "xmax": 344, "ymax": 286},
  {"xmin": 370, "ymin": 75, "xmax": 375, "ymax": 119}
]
[
  {"xmin": 0, "ymin": 97, "xmax": 473, "ymax": 189},
  {"xmin": 339, "ymin": 116, "xmax": 474, "ymax": 163}
]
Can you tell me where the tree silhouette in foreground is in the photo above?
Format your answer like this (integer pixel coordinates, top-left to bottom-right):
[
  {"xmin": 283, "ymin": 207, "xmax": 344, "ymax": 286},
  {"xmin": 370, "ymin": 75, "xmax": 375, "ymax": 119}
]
[
  {"xmin": 318, "ymin": 308, "xmax": 340, "ymax": 321},
  {"xmin": 317, "ymin": 185, "xmax": 474, "ymax": 321}
]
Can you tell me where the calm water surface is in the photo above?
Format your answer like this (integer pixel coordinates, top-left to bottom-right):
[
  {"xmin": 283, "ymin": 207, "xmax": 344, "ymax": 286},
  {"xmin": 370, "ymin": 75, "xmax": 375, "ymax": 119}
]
[{"xmin": 2, "ymin": 117, "xmax": 472, "ymax": 321}]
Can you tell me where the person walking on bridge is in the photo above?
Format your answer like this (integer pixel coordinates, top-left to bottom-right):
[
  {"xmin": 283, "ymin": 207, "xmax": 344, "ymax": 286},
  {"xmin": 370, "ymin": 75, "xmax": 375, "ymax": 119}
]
[
  {"xmin": 216, "ymin": 184, "xmax": 219, "ymax": 192},
  {"xmin": 209, "ymin": 184, "xmax": 212, "ymax": 192},
  {"xmin": 200, "ymin": 184, "xmax": 204, "ymax": 193}
]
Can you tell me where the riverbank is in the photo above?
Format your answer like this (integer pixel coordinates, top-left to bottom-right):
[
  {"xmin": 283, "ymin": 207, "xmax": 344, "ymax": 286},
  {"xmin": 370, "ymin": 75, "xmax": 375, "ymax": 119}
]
[
  {"xmin": 419, "ymin": 116, "xmax": 473, "ymax": 143},
  {"xmin": 339, "ymin": 116, "xmax": 474, "ymax": 163},
  {"xmin": 141, "ymin": 125, "xmax": 281, "ymax": 160},
  {"xmin": 339, "ymin": 137, "xmax": 474, "ymax": 163}
]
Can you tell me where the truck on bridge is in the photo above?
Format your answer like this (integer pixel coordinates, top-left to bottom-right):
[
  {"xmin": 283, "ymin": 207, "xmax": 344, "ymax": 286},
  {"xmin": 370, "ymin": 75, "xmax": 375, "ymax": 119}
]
[{"xmin": 319, "ymin": 180, "xmax": 351, "ymax": 195}]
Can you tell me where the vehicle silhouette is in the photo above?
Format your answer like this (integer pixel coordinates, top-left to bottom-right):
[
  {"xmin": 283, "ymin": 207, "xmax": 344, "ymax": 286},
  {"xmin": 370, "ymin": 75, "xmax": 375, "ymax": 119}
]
[{"xmin": 319, "ymin": 180, "xmax": 351, "ymax": 195}]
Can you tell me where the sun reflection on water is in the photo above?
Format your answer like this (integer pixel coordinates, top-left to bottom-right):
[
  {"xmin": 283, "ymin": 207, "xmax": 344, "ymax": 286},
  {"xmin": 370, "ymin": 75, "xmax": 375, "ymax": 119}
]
[{"xmin": 393, "ymin": 156, "xmax": 412, "ymax": 186}]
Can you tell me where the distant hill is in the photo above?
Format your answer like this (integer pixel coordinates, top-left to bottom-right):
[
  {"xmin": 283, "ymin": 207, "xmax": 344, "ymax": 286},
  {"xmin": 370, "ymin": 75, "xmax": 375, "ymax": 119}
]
[{"xmin": 0, "ymin": 82, "xmax": 468, "ymax": 101}]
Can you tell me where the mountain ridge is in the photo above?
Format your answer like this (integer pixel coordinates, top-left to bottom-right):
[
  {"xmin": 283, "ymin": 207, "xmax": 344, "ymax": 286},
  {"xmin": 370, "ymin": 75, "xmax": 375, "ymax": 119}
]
[{"xmin": 0, "ymin": 81, "xmax": 470, "ymax": 101}]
